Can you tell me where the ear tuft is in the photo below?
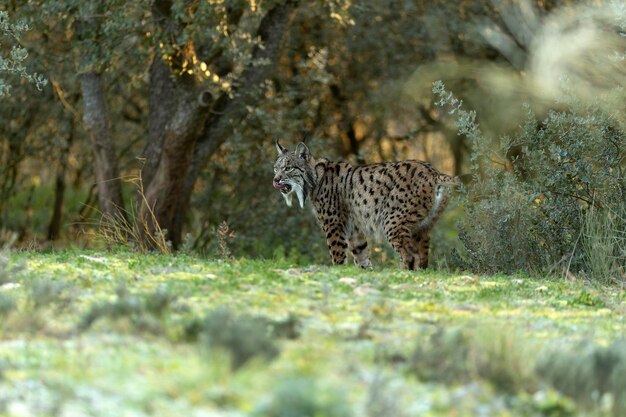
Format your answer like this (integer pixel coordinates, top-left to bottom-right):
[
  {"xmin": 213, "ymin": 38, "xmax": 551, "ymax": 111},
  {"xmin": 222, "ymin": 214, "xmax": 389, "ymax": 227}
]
[
  {"xmin": 295, "ymin": 142, "xmax": 310, "ymax": 160},
  {"xmin": 275, "ymin": 137, "xmax": 288, "ymax": 155}
]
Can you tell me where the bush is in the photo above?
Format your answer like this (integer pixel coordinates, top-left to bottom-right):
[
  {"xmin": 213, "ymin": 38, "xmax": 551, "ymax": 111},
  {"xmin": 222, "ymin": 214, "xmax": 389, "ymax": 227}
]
[
  {"xmin": 0, "ymin": 251, "xmax": 20, "ymax": 285},
  {"xmin": 184, "ymin": 307, "xmax": 280, "ymax": 370},
  {"xmin": 252, "ymin": 377, "xmax": 353, "ymax": 417},
  {"xmin": 410, "ymin": 326, "xmax": 535, "ymax": 393},
  {"xmin": 582, "ymin": 203, "xmax": 626, "ymax": 284},
  {"xmin": 433, "ymin": 81, "xmax": 626, "ymax": 277},
  {"xmin": 0, "ymin": 292, "xmax": 16, "ymax": 316},
  {"xmin": 79, "ymin": 285, "xmax": 176, "ymax": 334},
  {"xmin": 537, "ymin": 341, "xmax": 626, "ymax": 416},
  {"xmin": 27, "ymin": 279, "xmax": 74, "ymax": 309}
]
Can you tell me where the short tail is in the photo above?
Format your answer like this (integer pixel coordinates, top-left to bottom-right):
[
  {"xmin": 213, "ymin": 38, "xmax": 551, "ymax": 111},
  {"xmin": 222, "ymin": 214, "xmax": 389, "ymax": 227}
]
[{"xmin": 417, "ymin": 173, "xmax": 467, "ymax": 231}]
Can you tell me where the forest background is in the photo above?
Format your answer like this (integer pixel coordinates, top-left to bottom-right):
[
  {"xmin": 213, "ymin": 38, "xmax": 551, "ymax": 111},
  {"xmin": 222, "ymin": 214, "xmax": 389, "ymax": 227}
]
[{"xmin": 1, "ymin": 0, "xmax": 625, "ymax": 280}]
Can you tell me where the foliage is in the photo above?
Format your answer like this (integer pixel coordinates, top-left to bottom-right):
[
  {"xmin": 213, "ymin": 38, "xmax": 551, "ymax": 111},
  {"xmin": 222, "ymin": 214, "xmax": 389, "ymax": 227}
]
[
  {"xmin": 0, "ymin": 11, "xmax": 46, "ymax": 96},
  {"xmin": 27, "ymin": 279, "xmax": 74, "ymax": 309},
  {"xmin": 538, "ymin": 341, "xmax": 626, "ymax": 416},
  {"xmin": 410, "ymin": 326, "xmax": 535, "ymax": 393},
  {"xmin": 185, "ymin": 307, "xmax": 280, "ymax": 370},
  {"xmin": 190, "ymin": 141, "xmax": 328, "ymax": 262},
  {"xmin": 79, "ymin": 284, "xmax": 177, "ymax": 334},
  {"xmin": 98, "ymin": 176, "xmax": 172, "ymax": 254},
  {"xmin": 253, "ymin": 377, "xmax": 353, "ymax": 417},
  {"xmin": 217, "ymin": 220, "xmax": 234, "ymax": 260},
  {"xmin": 0, "ymin": 0, "xmax": 498, "ymax": 254},
  {"xmin": 0, "ymin": 251, "xmax": 22, "ymax": 285},
  {"xmin": 433, "ymin": 81, "xmax": 626, "ymax": 277},
  {"xmin": 582, "ymin": 203, "xmax": 626, "ymax": 285},
  {"xmin": 0, "ymin": 293, "xmax": 16, "ymax": 317}
]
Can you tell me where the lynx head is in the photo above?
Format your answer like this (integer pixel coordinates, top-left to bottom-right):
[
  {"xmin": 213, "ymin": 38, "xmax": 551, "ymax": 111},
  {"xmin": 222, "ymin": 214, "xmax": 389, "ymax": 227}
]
[{"xmin": 272, "ymin": 138, "xmax": 315, "ymax": 208}]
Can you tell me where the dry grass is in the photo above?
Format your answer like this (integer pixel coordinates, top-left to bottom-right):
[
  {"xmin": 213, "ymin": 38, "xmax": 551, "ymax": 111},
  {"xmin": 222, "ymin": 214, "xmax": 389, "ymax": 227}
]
[{"xmin": 98, "ymin": 173, "xmax": 170, "ymax": 254}]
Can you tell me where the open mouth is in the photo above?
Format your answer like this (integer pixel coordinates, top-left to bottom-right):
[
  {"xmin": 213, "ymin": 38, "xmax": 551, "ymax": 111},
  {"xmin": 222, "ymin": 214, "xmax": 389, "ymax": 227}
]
[{"xmin": 273, "ymin": 181, "xmax": 292, "ymax": 194}]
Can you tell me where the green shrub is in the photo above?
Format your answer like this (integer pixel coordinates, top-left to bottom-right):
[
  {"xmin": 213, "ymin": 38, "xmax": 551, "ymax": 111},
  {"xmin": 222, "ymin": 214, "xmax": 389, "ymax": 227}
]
[
  {"xmin": 582, "ymin": 203, "xmax": 626, "ymax": 284},
  {"xmin": 27, "ymin": 279, "xmax": 74, "ymax": 309},
  {"xmin": 410, "ymin": 326, "xmax": 535, "ymax": 393},
  {"xmin": 185, "ymin": 307, "xmax": 280, "ymax": 370},
  {"xmin": 537, "ymin": 341, "xmax": 626, "ymax": 416},
  {"xmin": 252, "ymin": 377, "xmax": 353, "ymax": 417},
  {"xmin": 79, "ymin": 285, "xmax": 176, "ymax": 334},
  {"xmin": 433, "ymin": 81, "xmax": 626, "ymax": 277},
  {"xmin": 363, "ymin": 376, "xmax": 409, "ymax": 417},
  {"xmin": 0, "ymin": 252, "xmax": 20, "ymax": 285},
  {"xmin": 0, "ymin": 292, "xmax": 16, "ymax": 316},
  {"xmin": 411, "ymin": 327, "xmax": 472, "ymax": 384},
  {"xmin": 567, "ymin": 290, "xmax": 605, "ymax": 308},
  {"xmin": 143, "ymin": 286, "xmax": 178, "ymax": 318}
]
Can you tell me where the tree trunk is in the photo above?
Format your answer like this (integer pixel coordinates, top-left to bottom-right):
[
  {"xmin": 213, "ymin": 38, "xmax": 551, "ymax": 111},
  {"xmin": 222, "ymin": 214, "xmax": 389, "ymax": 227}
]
[
  {"xmin": 80, "ymin": 71, "xmax": 126, "ymax": 220},
  {"xmin": 330, "ymin": 84, "xmax": 365, "ymax": 164},
  {"xmin": 141, "ymin": 57, "xmax": 175, "ymax": 189},
  {"xmin": 138, "ymin": 74, "xmax": 209, "ymax": 247},
  {"xmin": 141, "ymin": 0, "xmax": 177, "ymax": 190},
  {"xmin": 168, "ymin": 0, "xmax": 297, "ymax": 248},
  {"xmin": 48, "ymin": 117, "xmax": 74, "ymax": 241}
]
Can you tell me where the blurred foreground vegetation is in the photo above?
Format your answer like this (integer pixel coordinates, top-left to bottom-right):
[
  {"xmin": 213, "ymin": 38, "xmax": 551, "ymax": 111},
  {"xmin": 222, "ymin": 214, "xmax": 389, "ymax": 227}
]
[{"xmin": 1, "ymin": 251, "xmax": 626, "ymax": 416}]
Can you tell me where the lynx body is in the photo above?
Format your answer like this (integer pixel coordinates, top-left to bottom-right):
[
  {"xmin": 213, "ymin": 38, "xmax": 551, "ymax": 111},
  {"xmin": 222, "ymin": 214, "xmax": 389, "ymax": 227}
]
[{"xmin": 272, "ymin": 141, "xmax": 458, "ymax": 270}]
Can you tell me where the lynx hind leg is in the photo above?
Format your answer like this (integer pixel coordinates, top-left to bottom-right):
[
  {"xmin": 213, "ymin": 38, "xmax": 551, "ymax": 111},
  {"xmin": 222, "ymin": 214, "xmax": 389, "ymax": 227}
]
[
  {"xmin": 349, "ymin": 232, "xmax": 372, "ymax": 269},
  {"xmin": 324, "ymin": 222, "xmax": 348, "ymax": 265},
  {"xmin": 385, "ymin": 225, "xmax": 421, "ymax": 270},
  {"xmin": 415, "ymin": 231, "xmax": 431, "ymax": 269}
]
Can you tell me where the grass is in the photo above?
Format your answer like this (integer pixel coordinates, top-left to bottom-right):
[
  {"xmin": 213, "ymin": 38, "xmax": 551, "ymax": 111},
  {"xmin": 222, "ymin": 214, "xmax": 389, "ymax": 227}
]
[{"xmin": 0, "ymin": 249, "xmax": 625, "ymax": 416}]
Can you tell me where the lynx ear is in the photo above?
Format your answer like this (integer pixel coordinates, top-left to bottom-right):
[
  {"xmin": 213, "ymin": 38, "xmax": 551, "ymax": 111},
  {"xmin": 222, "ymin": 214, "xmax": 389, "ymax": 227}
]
[
  {"xmin": 275, "ymin": 137, "xmax": 288, "ymax": 155},
  {"xmin": 295, "ymin": 142, "xmax": 310, "ymax": 160}
]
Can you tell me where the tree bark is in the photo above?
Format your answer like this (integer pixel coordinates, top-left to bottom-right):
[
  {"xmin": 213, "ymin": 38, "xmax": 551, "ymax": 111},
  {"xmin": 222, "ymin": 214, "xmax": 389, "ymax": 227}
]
[
  {"xmin": 141, "ymin": 0, "xmax": 177, "ymax": 190},
  {"xmin": 48, "ymin": 117, "xmax": 74, "ymax": 241},
  {"xmin": 169, "ymin": 0, "xmax": 297, "ymax": 248},
  {"xmin": 138, "ymin": 74, "xmax": 209, "ymax": 246},
  {"xmin": 80, "ymin": 71, "xmax": 126, "ymax": 220},
  {"xmin": 137, "ymin": 0, "xmax": 213, "ymax": 248},
  {"xmin": 330, "ymin": 83, "xmax": 365, "ymax": 164}
]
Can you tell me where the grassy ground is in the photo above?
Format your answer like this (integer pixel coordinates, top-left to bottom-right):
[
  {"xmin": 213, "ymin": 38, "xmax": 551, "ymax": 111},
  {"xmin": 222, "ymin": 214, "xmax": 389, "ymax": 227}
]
[{"xmin": 0, "ymin": 250, "xmax": 625, "ymax": 417}]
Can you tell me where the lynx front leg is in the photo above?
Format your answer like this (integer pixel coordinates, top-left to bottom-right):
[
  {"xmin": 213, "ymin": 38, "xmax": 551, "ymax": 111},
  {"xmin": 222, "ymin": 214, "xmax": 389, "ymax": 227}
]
[
  {"xmin": 323, "ymin": 222, "xmax": 348, "ymax": 265},
  {"xmin": 349, "ymin": 231, "xmax": 371, "ymax": 269}
]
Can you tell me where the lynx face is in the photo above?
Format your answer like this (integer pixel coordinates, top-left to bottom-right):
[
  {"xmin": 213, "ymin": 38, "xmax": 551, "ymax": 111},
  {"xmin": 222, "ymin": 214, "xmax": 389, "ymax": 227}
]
[
  {"xmin": 272, "ymin": 142, "xmax": 315, "ymax": 208},
  {"xmin": 272, "ymin": 140, "xmax": 458, "ymax": 270}
]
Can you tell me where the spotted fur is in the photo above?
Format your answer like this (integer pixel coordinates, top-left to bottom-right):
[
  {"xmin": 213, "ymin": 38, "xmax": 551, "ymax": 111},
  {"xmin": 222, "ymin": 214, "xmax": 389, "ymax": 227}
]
[{"xmin": 273, "ymin": 141, "xmax": 459, "ymax": 270}]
